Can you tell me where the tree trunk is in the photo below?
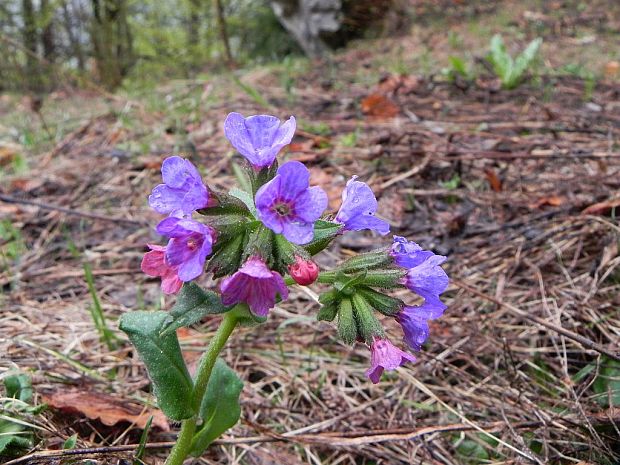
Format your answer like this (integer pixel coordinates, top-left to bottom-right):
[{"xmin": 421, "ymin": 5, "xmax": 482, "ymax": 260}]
[
  {"xmin": 62, "ymin": 0, "xmax": 85, "ymax": 71},
  {"xmin": 213, "ymin": 0, "xmax": 233, "ymax": 67},
  {"xmin": 40, "ymin": 0, "xmax": 56, "ymax": 63},
  {"xmin": 270, "ymin": 0, "xmax": 342, "ymax": 58},
  {"xmin": 90, "ymin": 0, "xmax": 134, "ymax": 89},
  {"xmin": 21, "ymin": 0, "xmax": 42, "ymax": 91},
  {"xmin": 187, "ymin": 0, "xmax": 201, "ymax": 49}
]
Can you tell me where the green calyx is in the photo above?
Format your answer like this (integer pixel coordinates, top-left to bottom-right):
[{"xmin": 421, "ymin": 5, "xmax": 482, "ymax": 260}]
[
  {"xmin": 207, "ymin": 232, "xmax": 246, "ymax": 278},
  {"xmin": 242, "ymin": 223, "xmax": 275, "ymax": 264},
  {"xmin": 338, "ymin": 249, "xmax": 391, "ymax": 273}
]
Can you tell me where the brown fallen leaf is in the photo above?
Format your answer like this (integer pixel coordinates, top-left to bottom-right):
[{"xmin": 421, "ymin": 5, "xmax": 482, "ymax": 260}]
[
  {"xmin": 484, "ymin": 168, "xmax": 503, "ymax": 192},
  {"xmin": 529, "ymin": 195, "xmax": 564, "ymax": 209},
  {"xmin": 604, "ymin": 61, "xmax": 619, "ymax": 79},
  {"xmin": 42, "ymin": 388, "xmax": 169, "ymax": 431},
  {"xmin": 582, "ymin": 198, "xmax": 620, "ymax": 215},
  {"xmin": 361, "ymin": 93, "xmax": 399, "ymax": 119}
]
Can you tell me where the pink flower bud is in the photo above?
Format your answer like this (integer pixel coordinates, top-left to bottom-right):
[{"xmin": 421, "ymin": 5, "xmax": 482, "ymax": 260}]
[{"xmin": 288, "ymin": 256, "xmax": 319, "ymax": 286}]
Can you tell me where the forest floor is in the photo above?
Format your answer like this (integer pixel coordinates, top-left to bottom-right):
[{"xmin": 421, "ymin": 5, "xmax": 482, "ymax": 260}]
[{"xmin": 1, "ymin": 1, "xmax": 620, "ymax": 464}]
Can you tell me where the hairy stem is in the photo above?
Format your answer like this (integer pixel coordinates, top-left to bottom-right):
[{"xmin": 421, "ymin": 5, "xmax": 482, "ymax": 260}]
[{"xmin": 164, "ymin": 310, "xmax": 240, "ymax": 465}]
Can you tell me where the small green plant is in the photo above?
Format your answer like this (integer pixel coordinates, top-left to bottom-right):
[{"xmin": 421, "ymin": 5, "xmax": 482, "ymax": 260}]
[
  {"xmin": 0, "ymin": 219, "xmax": 25, "ymax": 270},
  {"xmin": 83, "ymin": 263, "xmax": 117, "ymax": 351},
  {"xmin": 442, "ymin": 56, "xmax": 475, "ymax": 82},
  {"xmin": 339, "ymin": 130, "xmax": 359, "ymax": 148},
  {"xmin": 0, "ymin": 371, "xmax": 44, "ymax": 458},
  {"xmin": 487, "ymin": 34, "xmax": 542, "ymax": 89}
]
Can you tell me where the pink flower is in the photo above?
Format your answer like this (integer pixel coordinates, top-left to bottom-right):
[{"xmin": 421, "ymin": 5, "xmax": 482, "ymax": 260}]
[
  {"xmin": 365, "ymin": 338, "xmax": 416, "ymax": 384},
  {"xmin": 220, "ymin": 256, "xmax": 288, "ymax": 317},
  {"xmin": 141, "ymin": 244, "xmax": 183, "ymax": 294}
]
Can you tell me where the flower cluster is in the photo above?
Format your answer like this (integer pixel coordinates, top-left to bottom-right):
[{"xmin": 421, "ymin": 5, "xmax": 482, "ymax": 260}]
[{"xmin": 142, "ymin": 112, "xmax": 449, "ymax": 383}]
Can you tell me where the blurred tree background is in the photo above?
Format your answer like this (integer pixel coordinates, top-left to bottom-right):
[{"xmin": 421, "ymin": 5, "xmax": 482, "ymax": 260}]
[{"xmin": 0, "ymin": 0, "xmax": 398, "ymax": 92}]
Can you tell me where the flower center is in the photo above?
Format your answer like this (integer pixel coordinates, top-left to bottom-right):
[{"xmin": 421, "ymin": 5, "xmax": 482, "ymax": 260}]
[
  {"xmin": 273, "ymin": 202, "xmax": 291, "ymax": 217},
  {"xmin": 187, "ymin": 237, "xmax": 199, "ymax": 250}
]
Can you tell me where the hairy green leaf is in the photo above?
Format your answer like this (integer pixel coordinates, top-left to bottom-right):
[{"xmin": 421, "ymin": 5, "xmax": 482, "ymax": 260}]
[
  {"xmin": 160, "ymin": 283, "xmax": 232, "ymax": 337},
  {"xmin": 119, "ymin": 311, "xmax": 194, "ymax": 421},
  {"xmin": 190, "ymin": 358, "xmax": 243, "ymax": 456}
]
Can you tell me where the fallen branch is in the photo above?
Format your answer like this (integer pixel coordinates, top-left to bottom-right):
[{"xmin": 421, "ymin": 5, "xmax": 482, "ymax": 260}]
[
  {"xmin": 0, "ymin": 193, "xmax": 147, "ymax": 227},
  {"xmin": 4, "ymin": 421, "xmax": 543, "ymax": 464}
]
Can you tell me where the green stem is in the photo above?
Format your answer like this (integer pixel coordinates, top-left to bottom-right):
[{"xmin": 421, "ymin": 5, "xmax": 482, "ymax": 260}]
[{"xmin": 165, "ymin": 310, "xmax": 240, "ymax": 465}]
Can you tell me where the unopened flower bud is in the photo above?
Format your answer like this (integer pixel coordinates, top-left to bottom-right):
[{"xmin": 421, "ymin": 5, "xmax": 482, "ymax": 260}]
[{"xmin": 288, "ymin": 256, "xmax": 319, "ymax": 286}]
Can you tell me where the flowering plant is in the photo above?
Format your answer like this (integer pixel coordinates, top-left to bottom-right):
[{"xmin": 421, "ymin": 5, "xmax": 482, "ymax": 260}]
[{"xmin": 120, "ymin": 113, "xmax": 449, "ymax": 464}]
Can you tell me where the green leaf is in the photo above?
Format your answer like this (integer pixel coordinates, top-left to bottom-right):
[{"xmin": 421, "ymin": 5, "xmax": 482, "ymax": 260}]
[
  {"xmin": 231, "ymin": 161, "xmax": 253, "ymax": 194},
  {"xmin": 189, "ymin": 358, "xmax": 243, "ymax": 456},
  {"xmin": 63, "ymin": 433, "xmax": 78, "ymax": 450},
  {"xmin": 134, "ymin": 416, "xmax": 152, "ymax": 464},
  {"xmin": 488, "ymin": 34, "xmax": 513, "ymax": 84},
  {"xmin": 0, "ymin": 421, "xmax": 33, "ymax": 457},
  {"xmin": 304, "ymin": 220, "xmax": 342, "ymax": 256},
  {"xmin": 4, "ymin": 373, "xmax": 33, "ymax": 403},
  {"xmin": 160, "ymin": 283, "xmax": 232, "ymax": 337},
  {"xmin": 229, "ymin": 187, "xmax": 257, "ymax": 216},
  {"xmin": 593, "ymin": 357, "xmax": 620, "ymax": 407},
  {"xmin": 448, "ymin": 56, "xmax": 469, "ymax": 78},
  {"xmin": 512, "ymin": 38, "xmax": 542, "ymax": 86},
  {"xmin": 119, "ymin": 311, "xmax": 194, "ymax": 421}
]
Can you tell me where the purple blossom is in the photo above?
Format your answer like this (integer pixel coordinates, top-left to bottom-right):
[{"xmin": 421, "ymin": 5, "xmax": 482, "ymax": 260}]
[
  {"xmin": 224, "ymin": 112, "xmax": 296, "ymax": 168},
  {"xmin": 391, "ymin": 236, "xmax": 449, "ymax": 304},
  {"xmin": 156, "ymin": 217, "xmax": 214, "ymax": 281},
  {"xmin": 335, "ymin": 176, "xmax": 390, "ymax": 235},
  {"xmin": 390, "ymin": 235, "xmax": 434, "ymax": 268},
  {"xmin": 149, "ymin": 156, "xmax": 209, "ymax": 216},
  {"xmin": 397, "ymin": 300, "xmax": 446, "ymax": 351},
  {"xmin": 220, "ymin": 256, "xmax": 289, "ymax": 317},
  {"xmin": 365, "ymin": 338, "xmax": 416, "ymax": 384},
  {"xmin": 255, "ymin": 161, "xmax": 328, "ymax": 244},
  {"xmin": 402, "ymin": 254, "xmax": 449, "ymax": 303}
]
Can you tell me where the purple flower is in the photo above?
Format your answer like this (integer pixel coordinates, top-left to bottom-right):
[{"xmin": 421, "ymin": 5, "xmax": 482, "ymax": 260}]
[
  {"xmin": 156, "ymin": 217, "xmax": 214, "ymax": 281},
  {"xmin": 390, "ymin": 235, "xmax": 434, "ymax": 268},
  {"xmin": 402, "ymin": 254, "xmax": 449, "ymax": 303},
  {"xmin": 335, "ymin": 176, "xmax": 390, "ymax": 235},
  {"xmin": 391, "ymin": 236, "xmax": 449, "ymax": 304},
  {"xmin": 255, "ymin": 161, "xmax": 328, "ymax": 244},
  {"xmin": 224, "ymin": 112, "xmax": 296, "ymax": 168},
  {"xmin": 220, "ymin": 256, "xmax": 289, "ymax": 317},
  {"xmin": 149, "ymin": 156, "xmax": 209, "ymax": 216},
  {"xmin": 397, "ymin": 300, "xmax": 446, "ymax": 351},
  {"xmin": 365, "ymin": 338, "xmax": 416, "ymax": 384}
]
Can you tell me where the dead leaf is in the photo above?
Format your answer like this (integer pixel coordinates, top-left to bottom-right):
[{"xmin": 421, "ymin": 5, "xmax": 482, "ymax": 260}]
[
  {"xmin": 0, "ymin": 143, "xmax": 22, "ymax": 167},
  {"xmin": 604, "ymin": 61, "xmax": 619, "ymax": 79},
  {"xmin": 42, "ymin": 389, "xmax": 169, "ymax": 431},
  {"xmin": 582, "ymin": 198, "xmax": 620, "ymax": 215},
  {"xmin": 361, "ymin": 93, "xmax": 399, "ymax": 119},
  {"xmin": 376, "ymin": 74, "xmax": 419, "ymax": 96},
  {"xmin": 484, "ymin": 168, "xmax": 503, "ymax": 192},
  {"xmin": 529, "ymin": 195, "xmax": 564, "ymax": 209}
]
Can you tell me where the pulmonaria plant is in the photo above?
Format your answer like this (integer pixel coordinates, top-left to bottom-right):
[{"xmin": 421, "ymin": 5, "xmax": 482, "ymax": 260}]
[{"xmin": 121, "ymin": 112, "xmax": 450, "ymax": 465}]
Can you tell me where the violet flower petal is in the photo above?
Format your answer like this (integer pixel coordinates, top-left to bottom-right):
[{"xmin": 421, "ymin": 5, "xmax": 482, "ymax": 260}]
[{"xmin": 335, "ymin": 176, "xmax": 390, "ymax": 235}]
